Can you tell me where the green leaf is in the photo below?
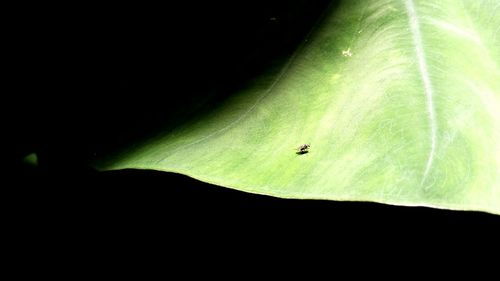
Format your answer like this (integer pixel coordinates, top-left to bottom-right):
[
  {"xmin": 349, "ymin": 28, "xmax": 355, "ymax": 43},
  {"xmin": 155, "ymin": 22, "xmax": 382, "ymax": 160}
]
[{"xmin": 94, "ymin": 0, "xmax": 500, "ymax": 214}]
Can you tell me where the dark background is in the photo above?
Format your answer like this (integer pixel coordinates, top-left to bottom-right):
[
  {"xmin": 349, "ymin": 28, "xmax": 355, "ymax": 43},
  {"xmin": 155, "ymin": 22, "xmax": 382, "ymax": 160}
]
[{"xmin": 7, "ymin": 0, "xmax": 499, "ymax": 250}]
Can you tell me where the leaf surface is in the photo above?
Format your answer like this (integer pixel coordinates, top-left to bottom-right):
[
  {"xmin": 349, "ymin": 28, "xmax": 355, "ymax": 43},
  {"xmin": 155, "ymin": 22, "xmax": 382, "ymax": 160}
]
[{"xmin": 95, "ymin": 0, "xmax": 500, "ymax": 214}]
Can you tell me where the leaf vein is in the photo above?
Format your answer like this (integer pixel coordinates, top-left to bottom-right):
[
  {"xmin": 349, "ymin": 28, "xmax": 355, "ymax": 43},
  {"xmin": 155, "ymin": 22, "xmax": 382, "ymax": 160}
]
[{"xmin": 404, "ymin": 0, "xmax": 437, "ymax": 186}]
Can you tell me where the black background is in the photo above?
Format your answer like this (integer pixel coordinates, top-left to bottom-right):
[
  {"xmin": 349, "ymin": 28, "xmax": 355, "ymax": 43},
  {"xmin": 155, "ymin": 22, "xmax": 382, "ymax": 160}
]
[{"xmin": 7, "ymin": 0, "xmax": 499, "ymax": 252}]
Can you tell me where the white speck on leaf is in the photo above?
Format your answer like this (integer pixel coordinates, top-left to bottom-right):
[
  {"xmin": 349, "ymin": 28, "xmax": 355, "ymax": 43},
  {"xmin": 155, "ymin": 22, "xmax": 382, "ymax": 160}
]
[{"xmin": 342, "ymin": 48, "xmax": 353, "ymax": 57}]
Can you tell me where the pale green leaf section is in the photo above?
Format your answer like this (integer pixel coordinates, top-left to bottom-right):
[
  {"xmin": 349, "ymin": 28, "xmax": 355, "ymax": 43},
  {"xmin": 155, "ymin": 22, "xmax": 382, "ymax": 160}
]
[{"xmin": 95, "ymin": 0, "xmax": 500, "ymax": 214}]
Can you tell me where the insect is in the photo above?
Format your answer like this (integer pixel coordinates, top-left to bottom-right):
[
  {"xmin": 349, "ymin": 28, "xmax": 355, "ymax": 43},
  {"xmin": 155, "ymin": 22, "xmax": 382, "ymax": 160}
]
[{"xmin": 296, "ymin": 144, "xmax": 310, "ymax": 155}]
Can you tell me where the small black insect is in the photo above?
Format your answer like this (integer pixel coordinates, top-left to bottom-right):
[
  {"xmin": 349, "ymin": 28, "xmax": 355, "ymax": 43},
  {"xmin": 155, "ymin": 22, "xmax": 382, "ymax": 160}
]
[{"xmin": 296, "ymin": 144, "xmax": 310, "ymax": 155}]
